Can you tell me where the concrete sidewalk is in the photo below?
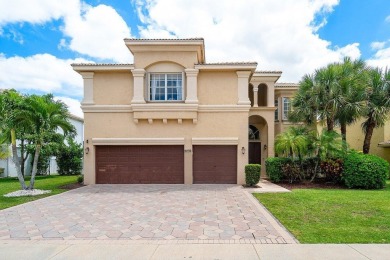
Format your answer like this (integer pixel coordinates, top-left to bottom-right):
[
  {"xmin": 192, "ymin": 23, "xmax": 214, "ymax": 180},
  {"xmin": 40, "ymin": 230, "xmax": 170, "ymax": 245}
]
[{"xmin": 1, "ymin": 240, "xmax": 389, "ymax": 260}]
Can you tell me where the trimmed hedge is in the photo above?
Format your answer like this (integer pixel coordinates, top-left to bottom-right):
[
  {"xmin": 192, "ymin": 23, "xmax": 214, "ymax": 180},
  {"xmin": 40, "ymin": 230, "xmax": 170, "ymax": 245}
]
[
  {"xmin": 245, "ymin": 164, "xmax": 261, "ymax": 186},
  {"xmin": 265, "ymin": 157, "xmax": 292, "ymax": 182},
  {"xmin": 342, "ymin": 152, "xmax": 389, "ymax": 189}
]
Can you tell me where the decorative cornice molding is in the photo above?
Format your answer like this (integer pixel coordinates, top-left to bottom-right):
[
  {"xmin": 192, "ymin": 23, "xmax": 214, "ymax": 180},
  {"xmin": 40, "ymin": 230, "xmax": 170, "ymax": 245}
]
[
  {"xmin": 81, "ymin": 104, "xmax": 253, "ymax": 113},
  {"xmin": 198, "ymin": 105, "xmax": 250, "ymax": 112},
  {"xmin": 92, "ymin": 138, "xmax": 185, "ymax": 145}
]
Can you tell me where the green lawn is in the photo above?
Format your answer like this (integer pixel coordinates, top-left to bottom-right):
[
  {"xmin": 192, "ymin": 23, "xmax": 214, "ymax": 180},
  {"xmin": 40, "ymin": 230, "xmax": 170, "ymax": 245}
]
[
  {"xmin": 0, "ymin": 175, "xmax": 78, "ymax": 210},
  {"xmin": 254, "ymin": 181, "xmax": 390, "ymax": 243}
]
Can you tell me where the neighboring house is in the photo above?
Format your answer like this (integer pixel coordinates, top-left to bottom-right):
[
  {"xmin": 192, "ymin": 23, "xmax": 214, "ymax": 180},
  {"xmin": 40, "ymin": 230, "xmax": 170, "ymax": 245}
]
[
  {"xmin": 0, "ymin": 114, "xmax": 84, "ymax": 177},
  {"xmin": 72, "ymin": 38, "xmax": 296, "ymax": 185}
]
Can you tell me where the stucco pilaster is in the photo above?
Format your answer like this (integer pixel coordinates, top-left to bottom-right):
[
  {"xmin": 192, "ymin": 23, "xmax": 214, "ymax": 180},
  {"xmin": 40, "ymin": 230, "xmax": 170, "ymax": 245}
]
[
  {"xmin": 185, "ymin": 69, "xmax": 199, "ymax": 104},
  {"xmin": 81, "ymin": 72, "xmax": 94, "ymax": 104},
  {"xmin": 253, "ymin": 87, "xmax": 259, "ymax": 107},
  {"xmin": 131, "ymin": 69, "xmax": 146, "ymax": 104},
  {"xmin": 236, "ymin": 71, "xmax": 252, "ymax": 105},
  {"xmin": 267, "ymin": 83, "xmax": 275, "ymax": 107}
]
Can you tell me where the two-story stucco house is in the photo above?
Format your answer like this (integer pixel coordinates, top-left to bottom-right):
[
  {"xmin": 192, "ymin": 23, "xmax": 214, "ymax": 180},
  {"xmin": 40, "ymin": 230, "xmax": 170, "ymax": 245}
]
[{"xmin": 72, "ymin": 38, "xmax": 297, "ymax": 185}]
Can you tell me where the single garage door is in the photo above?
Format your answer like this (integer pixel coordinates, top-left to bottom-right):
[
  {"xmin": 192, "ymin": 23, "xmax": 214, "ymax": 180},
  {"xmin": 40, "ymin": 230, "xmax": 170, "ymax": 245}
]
[
  {"xmin": 96, "ymin": 145, "xmax": 184, "ymax": 184},
  {"xmin": 193, "ymin": 145, "xmax": 237, "ymax": 184}
]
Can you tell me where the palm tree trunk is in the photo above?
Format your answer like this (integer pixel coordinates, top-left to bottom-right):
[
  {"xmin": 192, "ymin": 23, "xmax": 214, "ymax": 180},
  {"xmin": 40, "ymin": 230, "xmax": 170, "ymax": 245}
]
[
  {"xmin": 363, "ymin": 120, "xmax": 375, "ymax": 154},
  {"xmin": 326, "ymin": 117, "xmax": 334, "ymax": 131},
  {"xmin": 340, "ymin": 122, "xmax": 348, "ymax": 150},
  {"xmin": 10, "ymin": 129, "xmax": 27, "ymax": 190},
  {"xmin": 29, "ymin": 144, "xmax": 41, "ymax": 190},
  {"xmin": 20, "ymin": 139, "xmax": 25, "ymax": 177}
]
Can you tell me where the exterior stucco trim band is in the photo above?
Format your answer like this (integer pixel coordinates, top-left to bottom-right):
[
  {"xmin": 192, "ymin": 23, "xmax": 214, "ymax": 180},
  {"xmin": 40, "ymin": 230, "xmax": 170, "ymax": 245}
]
[
  {"xmin": 192, "ymin": 137, "xmax": 239, "ymax": 145},
  {"xmin": 92, "ymin": 138, "xmax": 185, "ymax": 145}
]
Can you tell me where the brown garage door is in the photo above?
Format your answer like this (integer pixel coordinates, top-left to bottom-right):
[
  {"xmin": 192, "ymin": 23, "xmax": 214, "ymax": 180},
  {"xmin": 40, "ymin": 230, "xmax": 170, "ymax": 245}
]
[
  {"xmin": 96, "ymin": 145, "xmax": 184, "ymax": 184},
  {"xmin": 193, "ymin": 145, "xmax": 237, "ymax": 184}
]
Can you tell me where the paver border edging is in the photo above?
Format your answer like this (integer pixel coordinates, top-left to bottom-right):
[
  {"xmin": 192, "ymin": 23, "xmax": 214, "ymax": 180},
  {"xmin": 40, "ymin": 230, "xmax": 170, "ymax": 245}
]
[{"xmin": 242, "ymin": 189, "xmax": 298, "ymax": 244}]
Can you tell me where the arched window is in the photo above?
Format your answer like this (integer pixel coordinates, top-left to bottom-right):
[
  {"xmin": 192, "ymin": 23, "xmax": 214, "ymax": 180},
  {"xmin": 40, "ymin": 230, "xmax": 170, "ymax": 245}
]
[{"xmin": 248, "ymin": 125, "xmax": 260, "ymax": 140}]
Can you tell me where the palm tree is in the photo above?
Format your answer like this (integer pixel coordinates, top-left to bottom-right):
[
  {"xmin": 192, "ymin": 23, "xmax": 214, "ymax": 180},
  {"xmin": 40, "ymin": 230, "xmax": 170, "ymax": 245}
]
[
  {"xmin": 275, "ymin": 127, "xmax": 309, "ymax": 160},
  {"xmin": 334, "ymin": 58, "xmax": 367, "ymax": 143},
  {"xmin": 0, "ymin": 145, "xmax": 10, "ymax": 160},
  {"xmin": 0, "ymin": 90, "xmax": 28, "ymax": 189},
  {"xmin": 17, "ymin": 94, "xmax": 75, "ymax": 189},
  {"xmin": 310, "ymin": 130, "xmax": 345, "ymax": 181},
  {"xmin": 361, "ymin": 67, "xmax": 390, "ymax": 154},
  {"xmin": 291, "ymin": 64, "xmax": 339, "ymax": 131}
]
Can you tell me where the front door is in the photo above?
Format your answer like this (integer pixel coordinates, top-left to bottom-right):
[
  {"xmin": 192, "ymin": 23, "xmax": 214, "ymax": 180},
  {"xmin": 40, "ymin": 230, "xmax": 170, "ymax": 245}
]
[{"xmin": 249, "ymin": 142, "xmax": 261, "ymax": 164}]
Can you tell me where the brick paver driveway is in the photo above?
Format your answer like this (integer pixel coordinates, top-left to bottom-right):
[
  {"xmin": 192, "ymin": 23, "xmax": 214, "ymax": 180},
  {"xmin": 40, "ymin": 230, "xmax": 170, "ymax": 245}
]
[{"xmin": 0, "ymin": 185, "xmax": 295, "ymax": 243}]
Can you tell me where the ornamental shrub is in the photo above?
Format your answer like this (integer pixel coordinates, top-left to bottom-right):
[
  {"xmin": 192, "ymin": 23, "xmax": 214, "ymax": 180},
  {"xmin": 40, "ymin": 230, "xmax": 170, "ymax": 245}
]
[
  {"xmin": 342, "ymin": 152, "xmax": 389, "ymax": 189},
  {"xmin": 265, "ymin": 157, "xmax": 292, "ymax": 182},
  {"xmin": 57, "ymin": 138, "xmax": 83, "ymax": 175},
  {"xmin": 245, "ymin": 164, "xmax": 261, "ymax": 186},
  {"xmin": 320, "ymin": 158, "xmax": 343, "ymax": 183},
  {"xmin": 77, "ymin": 175, "xmax": 84, "ymax": 184},
  {"xmin": 282, "ymin": 162, "xmax": 301, "ymax": 183}
]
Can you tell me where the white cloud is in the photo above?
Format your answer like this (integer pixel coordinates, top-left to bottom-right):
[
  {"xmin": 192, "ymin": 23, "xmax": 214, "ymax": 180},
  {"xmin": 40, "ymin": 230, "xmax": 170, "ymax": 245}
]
[
  {"xmin": 386, "ymin": 15, "xmax": 390, "ymax": 23},
  {"xmin": 371, "ymin": 41, "xmax": 386, "ymax": 50},
  {"xmin": 0, "ymin": 0, "xmax": 79, "ymax": 25},
  {"xmin": 0, "ymin": 53, "xmax": 89, "ymax": 97},
  {"xmin": 0, "ymin": 0, "xmax": 133, "ymax": 62},
  {"xmin": 367, "ymin": 46, "xmax": 390, "ymax": 69},
  {"xmin": 62, "ymin": 4, "xmax": 133, "ymax": 62},
  {"xmin": 133, "ymin": 0, "xmax": 366, "ymax": 82},
  {"xmin": 55, "ymin": 96, "xmax": 83, "ymax": 118}
]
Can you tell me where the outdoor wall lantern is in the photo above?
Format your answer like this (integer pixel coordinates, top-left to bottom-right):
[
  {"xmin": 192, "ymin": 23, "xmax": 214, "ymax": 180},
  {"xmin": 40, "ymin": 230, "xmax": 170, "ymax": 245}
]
[
  {"xmin": 264, "ymin": 144, "xmax": 267, "ymax": 150},
  {"xmin": 85, "ymin": 147, "xmax": 90, "ymax": 154},
  {"xmin": 241, "ymin": 147, "xmax": 246, "ymax": 154}
]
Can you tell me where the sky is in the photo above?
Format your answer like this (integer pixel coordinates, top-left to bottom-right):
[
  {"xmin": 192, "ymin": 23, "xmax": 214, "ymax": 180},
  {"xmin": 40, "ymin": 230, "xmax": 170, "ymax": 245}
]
[{"xmin": 0, "ymin": 0, "xmax": 389, "ymax": 118}]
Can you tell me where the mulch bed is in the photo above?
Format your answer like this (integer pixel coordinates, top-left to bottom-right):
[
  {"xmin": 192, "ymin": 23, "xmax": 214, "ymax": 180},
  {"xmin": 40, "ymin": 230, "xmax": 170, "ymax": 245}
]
[
  {"xmin": 59, "ymin": 183, "xmax": 85, "ymax": 190},
  {"xmin": 276, "ymin": 180, "xmax": 347, "ymax": 190}
]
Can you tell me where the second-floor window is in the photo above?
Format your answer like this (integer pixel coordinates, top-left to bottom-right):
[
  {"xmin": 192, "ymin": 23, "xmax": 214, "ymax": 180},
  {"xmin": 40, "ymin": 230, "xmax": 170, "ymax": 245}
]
[
  {"xmin": 282, "ymin": 97, "xmax": 290, "ymax": 121},
  {"xmin": 275, "ymin": 99, "xmax": 279, "ymax": 121},
  {"xmin": 149, "ymin": 73, "xmax": 183, "ymax": 101}
]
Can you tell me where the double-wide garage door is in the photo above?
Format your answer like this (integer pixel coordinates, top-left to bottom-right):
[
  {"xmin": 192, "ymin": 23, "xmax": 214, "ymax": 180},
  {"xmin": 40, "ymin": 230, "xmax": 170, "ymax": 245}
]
[
  {"xmin": 96, "ymin": 145, "xmax": 184, "ymax": 184},
  {"xmin": 95, "ymin": 145, "xmax": 237, "ymax": 184}
]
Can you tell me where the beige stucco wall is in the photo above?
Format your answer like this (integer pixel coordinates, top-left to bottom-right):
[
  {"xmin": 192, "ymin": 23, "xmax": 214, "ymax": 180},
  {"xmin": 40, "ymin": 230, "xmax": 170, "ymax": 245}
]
[
  {"xmin": 198, "ymin": 71, "xmax": 238, "ymax": 105},
  {"xmin": 345, "ymin": 119, "xmax": 390, "ymax": 162},
  {"xmin": 83, "ymin": 111, "xmax": 249, "ymax": 185},
  {"xmin": 134, "ymin": 51, "xmax": 198, "ymax": 69},
  {"xmin": 94, "ymin": 72, "xmax": 133, "ymax": 105}
]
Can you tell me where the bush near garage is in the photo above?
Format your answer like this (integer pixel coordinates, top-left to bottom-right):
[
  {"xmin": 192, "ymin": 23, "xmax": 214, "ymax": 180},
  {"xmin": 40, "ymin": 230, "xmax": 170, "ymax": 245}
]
[
  {"xmin": 265, "ymin": 157, "xmax": 292, "ymax": 182},
  {"xmin": 342, "ymin": 152, "xmax": 389, "ymax": 189},
  {"xmin": 245, "ymin": 164, "xmax": 261, "ymax": 186}
]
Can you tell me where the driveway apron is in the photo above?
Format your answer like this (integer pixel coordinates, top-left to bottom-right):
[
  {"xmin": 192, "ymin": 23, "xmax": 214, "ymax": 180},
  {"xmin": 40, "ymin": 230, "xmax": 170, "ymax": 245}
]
[{"xmin": 0, "ymin": 185, "xmax": 296, "ymax": 244}]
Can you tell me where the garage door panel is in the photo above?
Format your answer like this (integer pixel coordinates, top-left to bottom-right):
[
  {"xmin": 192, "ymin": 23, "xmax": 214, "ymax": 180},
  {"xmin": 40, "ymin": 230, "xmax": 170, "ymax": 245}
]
[
  {"xmin": 96, "ymin": 145, "xmax": 184, "ymax": 184},
  {"xmin": 193, "ymin": 145, "xmax": 237, "ymax": 184}
]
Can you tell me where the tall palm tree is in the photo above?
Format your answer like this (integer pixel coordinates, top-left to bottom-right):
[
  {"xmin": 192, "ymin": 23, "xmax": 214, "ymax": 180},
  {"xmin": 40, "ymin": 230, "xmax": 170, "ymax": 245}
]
[
  {"xmin": 334, "ymin": 57, "xmax": 367, "ymax": 143},
  {"xmin": 291, "ymin": 64, "xmax": 339, "ymax": 131},
  {"xmin": 361, "ymin": 67, "xmax": 390, "ymax": 154},
  {"xmin": 0, "ymin": 90, "xmax": 28, "ymax": 189},
  {"xmin": 17, "ymin": 94, "xmax": 75, "ymax": 189}
]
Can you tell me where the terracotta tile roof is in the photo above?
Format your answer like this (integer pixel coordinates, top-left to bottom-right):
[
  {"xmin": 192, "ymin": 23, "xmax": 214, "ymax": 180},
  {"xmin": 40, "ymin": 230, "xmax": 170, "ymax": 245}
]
[
  {"xmin": 275, "ymin": 83, "xmax": 299, "ymax": 88},
  {"xmin": 71, "ymin": 63, "xmax": 134, "ymax": 66},
  {"xmin": 124, "ymin": 38, "xmax": 204, "ymax": 41}
]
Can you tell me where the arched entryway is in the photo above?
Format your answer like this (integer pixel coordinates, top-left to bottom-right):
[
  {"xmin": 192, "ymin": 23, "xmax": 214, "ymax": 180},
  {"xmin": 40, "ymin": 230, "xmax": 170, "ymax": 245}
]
[{"xmin": 248, "ymin": 115, "xmax": 268, "ymax": 169}]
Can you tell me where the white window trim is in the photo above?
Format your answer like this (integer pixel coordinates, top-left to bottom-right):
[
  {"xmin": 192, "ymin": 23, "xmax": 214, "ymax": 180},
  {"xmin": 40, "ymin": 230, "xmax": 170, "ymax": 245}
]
[
  {"xmin": 274, "ymin": 98, "xmax": 279, "ymax": 121},
  {"xmin": 147, "ymin": 72, "xmax": 185, "ymax": 102},
  {"xmin": 282, "ymin": 97, "xmax": 290, "ymax": 121}
]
